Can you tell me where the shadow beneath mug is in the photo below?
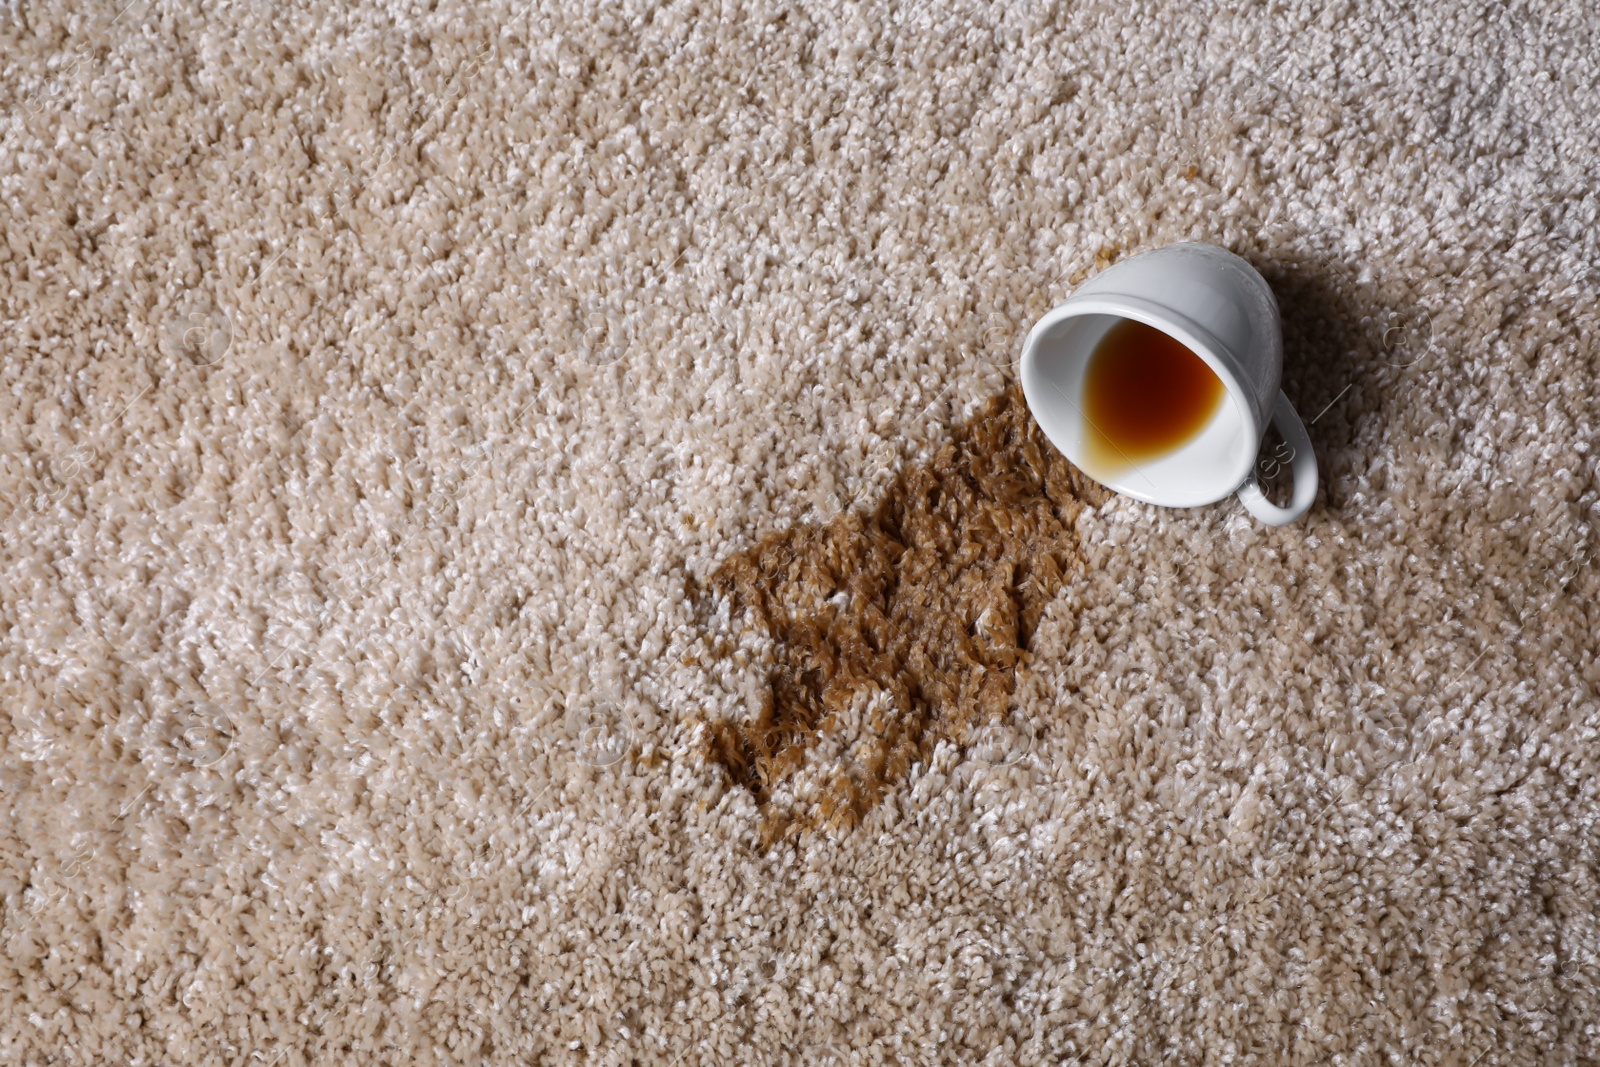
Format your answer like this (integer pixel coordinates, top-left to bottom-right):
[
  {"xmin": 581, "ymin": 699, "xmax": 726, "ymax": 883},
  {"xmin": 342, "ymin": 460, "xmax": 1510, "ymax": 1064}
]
[{"xmin": 1247, "ymin": 252, "xmax": 1409, "ymax": 518}]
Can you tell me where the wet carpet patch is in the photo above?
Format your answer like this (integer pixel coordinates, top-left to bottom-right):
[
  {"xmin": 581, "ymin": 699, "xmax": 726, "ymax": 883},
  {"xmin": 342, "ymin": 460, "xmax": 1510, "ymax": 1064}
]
[{"xmin": 694, "ymin": 385, "xmax": 1110, "ymax": 842}]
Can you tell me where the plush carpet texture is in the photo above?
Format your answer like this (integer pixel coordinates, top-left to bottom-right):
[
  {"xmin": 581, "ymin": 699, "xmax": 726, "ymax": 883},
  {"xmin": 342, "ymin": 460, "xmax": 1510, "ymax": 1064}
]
[{"xmin": 3, "ymin": 0, "xmax": 1598, "ymax": 1063}]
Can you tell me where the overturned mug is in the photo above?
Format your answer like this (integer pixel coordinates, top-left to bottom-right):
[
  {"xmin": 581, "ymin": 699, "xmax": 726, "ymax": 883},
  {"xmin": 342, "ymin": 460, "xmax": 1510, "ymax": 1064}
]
[{"xmin": 1019, "ymin": 242, "xmax": 1318, "ymax": 526}]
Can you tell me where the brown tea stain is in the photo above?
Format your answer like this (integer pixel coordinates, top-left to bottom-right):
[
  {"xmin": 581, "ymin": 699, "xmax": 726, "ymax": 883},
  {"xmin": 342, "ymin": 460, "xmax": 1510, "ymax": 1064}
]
[
  {"xmin": 1069, "ymin": 243, "xmax": 1124, "ymax": 286},
  {"xmin": 693, "ymin": 385, "xmax": 1110, "ymax": 843}
]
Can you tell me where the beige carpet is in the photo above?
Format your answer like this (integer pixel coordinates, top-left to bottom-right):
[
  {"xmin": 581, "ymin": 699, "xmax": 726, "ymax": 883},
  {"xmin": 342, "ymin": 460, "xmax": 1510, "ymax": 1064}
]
[{"xmin": 4, "ymin": 0, "xmax": 1599, "ymax": 1063}]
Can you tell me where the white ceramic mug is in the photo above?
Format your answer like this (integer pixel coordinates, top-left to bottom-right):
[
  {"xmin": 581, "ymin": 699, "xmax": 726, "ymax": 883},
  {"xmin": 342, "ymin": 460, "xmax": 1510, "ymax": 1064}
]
[{"xmin": 1019, "ymin": 242, "xmax": 1318, "ymax": 526}]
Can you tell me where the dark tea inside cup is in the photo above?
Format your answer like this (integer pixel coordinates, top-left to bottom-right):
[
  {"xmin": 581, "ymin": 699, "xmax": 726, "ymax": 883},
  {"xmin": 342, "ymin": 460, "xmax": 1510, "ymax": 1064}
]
[{"xmin": 1080, "ymin": 317, "xmax": 1227, "ymax": 474}]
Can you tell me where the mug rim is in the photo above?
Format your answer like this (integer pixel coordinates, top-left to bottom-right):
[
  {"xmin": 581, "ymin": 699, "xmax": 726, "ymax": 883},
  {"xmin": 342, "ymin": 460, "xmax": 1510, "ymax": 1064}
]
[{"xmin": 1020, "ymin": 294, "xmax": 1262, "ymax": 507}]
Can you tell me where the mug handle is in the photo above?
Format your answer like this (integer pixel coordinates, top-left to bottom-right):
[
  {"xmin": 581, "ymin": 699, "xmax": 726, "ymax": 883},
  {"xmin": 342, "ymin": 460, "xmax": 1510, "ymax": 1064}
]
[{"xmin": 1236, "ymin": 390, "xmax": 1319, "ymax": 526}]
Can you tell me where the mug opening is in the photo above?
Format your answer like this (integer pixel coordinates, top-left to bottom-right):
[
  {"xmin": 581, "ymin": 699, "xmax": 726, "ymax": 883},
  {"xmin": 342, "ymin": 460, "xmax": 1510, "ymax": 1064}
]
[{"xmin": 1021, "ymin": 304, "xmax": 1257, "ymax": 508}]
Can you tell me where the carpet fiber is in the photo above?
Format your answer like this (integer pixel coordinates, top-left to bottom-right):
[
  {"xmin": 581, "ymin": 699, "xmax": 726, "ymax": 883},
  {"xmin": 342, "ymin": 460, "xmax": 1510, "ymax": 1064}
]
[{"xmin": 3, "ymin": 0, "xmax": 1598, "ymax": 1064}]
